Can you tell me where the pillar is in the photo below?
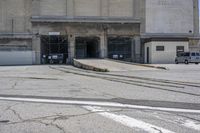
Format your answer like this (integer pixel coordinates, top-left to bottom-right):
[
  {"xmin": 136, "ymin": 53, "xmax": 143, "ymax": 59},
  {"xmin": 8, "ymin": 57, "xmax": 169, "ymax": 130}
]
[
  {"xmin": 100, "ymin": 28, "xmax": 108, "ymax": 58},
  {"xmin": 32, "ymin": 36, "xmax": 41, "ymax": 64},
  {"xmin": 193, "ymin": 0, "xmax": 199, "ymax": 36},
  {"xmin": 133, "ymin": 36, "xmax": 141, "ymax": 62},
  {"xmin": 68, "ymin": 34, "xmax": 75, "ymax": 63}
]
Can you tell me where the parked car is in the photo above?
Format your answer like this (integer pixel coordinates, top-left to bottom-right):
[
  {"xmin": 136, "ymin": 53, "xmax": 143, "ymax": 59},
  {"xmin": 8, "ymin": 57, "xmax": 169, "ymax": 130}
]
[
  {"xmin": 175, "ymin": 52, "xmax": 200, "ymax": 64},
  {"xmin": 48, "ymin": 54, "xmax": 64, "ymax": 64}
]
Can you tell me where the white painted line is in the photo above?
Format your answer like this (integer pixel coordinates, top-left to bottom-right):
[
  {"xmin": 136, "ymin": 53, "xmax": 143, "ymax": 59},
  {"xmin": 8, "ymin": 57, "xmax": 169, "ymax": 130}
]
[
  {"xmin": 150, "ymin": 112, "xmax": 200, "ymax": 131},
  {"xmin": 183, "ymin": 120, "xmax": 200, "ymax": 131},
  {"xmin": 84, "ymin": 106, "xmax": 175, "ymax": 133},
  {"xmin": 0, "ymin": 96, "xmax": 200, "ymax": 113}
]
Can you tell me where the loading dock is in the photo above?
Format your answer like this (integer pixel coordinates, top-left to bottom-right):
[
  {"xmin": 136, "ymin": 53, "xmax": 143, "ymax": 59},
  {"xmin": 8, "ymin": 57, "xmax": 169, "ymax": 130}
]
[
  {"xmin": 75, "ymin": 37, "xmax": 100, "ymax": 59},
  {"xmin": 41, "ymin": 35, "xmax": 68, "ymax": 64},
  {"xmin": 108, "ymin": 37, "xmax": 132, "ymax": 61}
]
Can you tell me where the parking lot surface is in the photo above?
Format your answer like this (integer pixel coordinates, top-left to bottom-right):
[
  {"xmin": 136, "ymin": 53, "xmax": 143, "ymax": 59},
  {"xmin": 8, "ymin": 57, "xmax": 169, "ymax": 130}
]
[{"xmin": 0, "ymin": 64, "xmax": 200, "ymax": 133}]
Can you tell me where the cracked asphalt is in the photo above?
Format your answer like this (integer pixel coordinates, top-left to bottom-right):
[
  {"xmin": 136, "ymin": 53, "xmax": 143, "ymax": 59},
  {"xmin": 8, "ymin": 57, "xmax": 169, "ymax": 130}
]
[{"xmin": 0, "ymin": 65, "xmax": 200, "ymax": 133}]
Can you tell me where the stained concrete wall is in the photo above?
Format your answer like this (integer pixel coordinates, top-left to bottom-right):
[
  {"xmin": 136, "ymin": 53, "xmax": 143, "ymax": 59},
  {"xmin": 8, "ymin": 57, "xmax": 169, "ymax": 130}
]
[
  {"xmin": 0, "ymin": 0, "xmax": 32, "ymax": 33},
  {"xmin": 0, "ymin": 39, "xmax": 32, "ymax": 50},
  {"xmin": 40, "ymin": 0, "xmax": 67, "ymax": 16},
  {"xmin": 108, "ymin": 0, "xmax": 133, "ymax": 17},
  {"xmin": 74, "ymin": 0, "xmax": 100, "ymax": 16},
  {"xmin": 146, "ymin": 0, "xmax": 194, "ymax": 34},
  {"xmin": 33, "ymin": 0, "xmax": 141, "ymax": 18}
]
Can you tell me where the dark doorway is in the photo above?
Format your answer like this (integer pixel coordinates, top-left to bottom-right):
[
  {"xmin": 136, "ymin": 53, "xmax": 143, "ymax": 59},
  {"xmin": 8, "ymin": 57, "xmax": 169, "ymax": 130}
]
[
  {"xmin": 41, "ymin": 35, "xmax": 68, "ymax": 64},
  {"xmin": 108, "ymin": 37, "xmax": 132, "ymax": 61},
  {"xmin": 75, "ymin": 37, "xmax": 100, "ymax": 59},
  {"xmin": 146, "ymin": 47, "xmax": 150, "ymax": 64}
]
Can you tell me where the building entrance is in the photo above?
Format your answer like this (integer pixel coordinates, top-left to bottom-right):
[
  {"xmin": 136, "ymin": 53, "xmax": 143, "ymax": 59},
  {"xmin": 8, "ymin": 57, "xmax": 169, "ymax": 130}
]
[
  {"xmin": 75, "ymin": 37, "xmax": 100, "ymax": 59},
  {"xmin": 108, "ymin": 37, "xmax": 132, "ymax": 61},
  {"xmin": 41, "ymin": 35, "xmax": 68, "ymax": 64}
]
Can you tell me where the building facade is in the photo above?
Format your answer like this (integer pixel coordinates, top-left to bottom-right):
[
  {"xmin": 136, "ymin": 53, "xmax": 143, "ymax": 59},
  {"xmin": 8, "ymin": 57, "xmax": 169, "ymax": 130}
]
[{"xmin": 0, "ymin": 0, "xmax": 199, "ymax": 65}]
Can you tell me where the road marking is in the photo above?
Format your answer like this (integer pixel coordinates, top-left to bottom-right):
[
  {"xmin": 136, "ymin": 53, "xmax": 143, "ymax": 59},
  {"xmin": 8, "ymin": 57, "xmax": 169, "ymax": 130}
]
[
  {"xmin": 150, "ymin": 112, "xmax": 200, "ymax": 131},
  {"xmin": 84, "ymin": 106, "xmax": 175, "ymax": 133},
  {"xmin": 0, "ymin": 96, "xmax": 200, "ymax": 113},
  {"xmin": 183, "ymin": 119, "xmax": 200, "ymax": 131}
]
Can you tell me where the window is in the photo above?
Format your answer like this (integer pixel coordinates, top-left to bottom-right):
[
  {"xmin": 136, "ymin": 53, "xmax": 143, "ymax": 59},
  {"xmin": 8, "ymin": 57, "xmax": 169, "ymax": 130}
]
[
  {"xmin": 191, "ymin": 53, "xmax": 196, "ymax": 56},
  {"xmin": 184, "ymin": 52, "xmax": 190, "ymax": 57},
  {"xmin": 156, "ymin": 46, "xmax": 165, "ymax": 51},
  {"xmin": 176, "ymin": 46, "xmax": 184, "ymax": 56},
  {"xmin": 196, "ymin": 53, "xmax": 200, "ymax": 56}
]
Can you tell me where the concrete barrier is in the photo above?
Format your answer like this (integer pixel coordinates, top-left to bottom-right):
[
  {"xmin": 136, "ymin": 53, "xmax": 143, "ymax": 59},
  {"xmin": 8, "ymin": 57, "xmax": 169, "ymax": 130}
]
[{"xmin": 73, "ymin": 59, "xmax": 109, "ymax": 72}]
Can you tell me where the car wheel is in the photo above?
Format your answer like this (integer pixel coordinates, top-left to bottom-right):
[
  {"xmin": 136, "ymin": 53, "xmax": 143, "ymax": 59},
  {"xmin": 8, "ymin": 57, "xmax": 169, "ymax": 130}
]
[
  {"xmin": 50, "ymin": 60, "xmax": 54, "ymax": 64},
  {"xmin": 184, "ymin": 60, "xmax": 189, "ymax": 64},
  {"xmin": 175, "ymin": 60, "xmax": 178, "ymax": 64}
]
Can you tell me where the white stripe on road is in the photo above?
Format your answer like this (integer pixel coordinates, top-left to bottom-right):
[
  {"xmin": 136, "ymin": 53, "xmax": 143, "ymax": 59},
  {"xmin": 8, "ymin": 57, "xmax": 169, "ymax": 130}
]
[
  {"xmin": 149, "ymin": 112, "xmax": 200, "ymax": 131},
  {"xmin": 84, "ymin": 106, "xmax": 175, "ymax": 133},
  {"xmin": 183, "ymin": 120, "xmax": 200, "ymax": 131},
  {"xmin": 0, "ymin": 96, "xmax": 200, "ymax": 113}
]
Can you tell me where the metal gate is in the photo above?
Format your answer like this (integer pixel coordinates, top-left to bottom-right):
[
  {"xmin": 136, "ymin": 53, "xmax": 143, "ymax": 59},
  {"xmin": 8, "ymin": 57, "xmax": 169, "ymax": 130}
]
[
  {"xmin": 41, "ymin": 35, "xmax": 68, "ymax": 64},
  {"xmin": 108, "ymin": 37, "xmax": 132, "ymax": 61}
]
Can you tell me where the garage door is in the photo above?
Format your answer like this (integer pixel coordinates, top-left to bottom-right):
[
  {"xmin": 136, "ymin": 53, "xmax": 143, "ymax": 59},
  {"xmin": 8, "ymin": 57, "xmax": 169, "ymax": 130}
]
[{"xmin": 0, "ymin": 51, "xmax": 35, "ymax": 65}]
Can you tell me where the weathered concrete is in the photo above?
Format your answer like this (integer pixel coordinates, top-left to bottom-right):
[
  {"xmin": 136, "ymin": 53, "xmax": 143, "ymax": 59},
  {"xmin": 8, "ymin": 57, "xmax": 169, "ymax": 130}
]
[
  {"xmin": 146, "ymin": 0, "xmax": 194, "ymax": 34},
  {"xmin": 74, "ymin": 59, "xmax": 156, "ymax": 72},
  {"xmin": 0, "ymin": 0, "xmax": 199, "ymax": 65}
]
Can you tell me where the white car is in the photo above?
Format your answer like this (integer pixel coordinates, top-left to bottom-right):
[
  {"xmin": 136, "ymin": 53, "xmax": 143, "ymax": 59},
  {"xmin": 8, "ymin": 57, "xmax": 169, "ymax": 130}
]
[{"xmin": 175, "ymin": 52, "xmax": 200, "ymax": 64}]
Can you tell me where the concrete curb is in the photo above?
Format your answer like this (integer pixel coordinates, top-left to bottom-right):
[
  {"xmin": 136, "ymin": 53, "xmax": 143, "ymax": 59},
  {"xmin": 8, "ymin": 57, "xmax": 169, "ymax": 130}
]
[
  {"xmin": 106, "ymin": 59, "xmax": 167, "ymax": 70},
  {"xmin": 73, "ymin": 59, "xmax": 109, "ymax": 72}
]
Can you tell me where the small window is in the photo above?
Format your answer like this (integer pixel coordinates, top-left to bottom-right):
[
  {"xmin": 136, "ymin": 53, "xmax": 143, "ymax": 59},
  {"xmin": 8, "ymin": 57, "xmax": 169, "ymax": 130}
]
[
  {"xmin": 184, "ymin": 52, "xmax": 190, "ymax": 57},
  {"xmin": 196, "ymin": 53, "xmax": 200, "ymax": 56},
  {"xmin": 176, "ymin": 46, "xmax": 184, "ymax": 56},
  {"xmin": 156, "ymin": 46, "xmax": 165, "ymax": 51},
  {"xmin": 191, "ymin": 53, "xmax": 196, "ymax": 56}
]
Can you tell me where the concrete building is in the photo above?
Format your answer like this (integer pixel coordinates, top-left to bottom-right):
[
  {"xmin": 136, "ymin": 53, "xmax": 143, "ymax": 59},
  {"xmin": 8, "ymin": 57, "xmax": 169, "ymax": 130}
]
[{"xmin": 0, "ymin": 0, "xmax": 199, "ymax": 65}]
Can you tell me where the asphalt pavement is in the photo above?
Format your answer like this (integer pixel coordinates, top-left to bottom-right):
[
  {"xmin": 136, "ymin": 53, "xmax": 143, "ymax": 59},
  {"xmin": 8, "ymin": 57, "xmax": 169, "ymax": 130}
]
[{"xmin": 0, "ymin": 64, "xmax": 200, "ymax": 133}]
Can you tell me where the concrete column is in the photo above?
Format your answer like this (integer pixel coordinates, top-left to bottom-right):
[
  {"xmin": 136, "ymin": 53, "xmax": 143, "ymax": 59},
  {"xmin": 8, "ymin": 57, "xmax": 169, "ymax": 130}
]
[
  {"xmin": 139, "ymin": 0, "xmax": 146, "ymax": 34},
  {"xmin": 100, "ymin": 33, "xmax": 108, "ymax": 58},
  {"xmin": 67, "ymin": 0, "xmax": 74, "ymax": 16},
  {"xmin": 133, "ymin": 36, "xmax": 141, "ymax": 62},
  {"xmin": 32, "ymin": 36, "xmax": 41, "ymax": 64},
  {"xmin": 193, "ymin": 0, "xmax": 199, "ymax": 36},
  {"xmin": 68, "ymin": 34, "xmax": 75, "ymax": 63},
  {"xmin": 131, "ymin": 38, "xmax": 135, "ymax": 62}
]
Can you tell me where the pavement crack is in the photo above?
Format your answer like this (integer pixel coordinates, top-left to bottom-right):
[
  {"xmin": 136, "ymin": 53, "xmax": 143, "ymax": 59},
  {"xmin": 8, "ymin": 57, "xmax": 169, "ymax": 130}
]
[
  {"xmin": 151, "ymin": 127, "xmax": 163, "ymax": 133},
  {"xmin": 49, "ymin": 121, "xmax": 66, "ymax": 133},
  {"xmin": 11, "ymin": 82, "xmax": 17, "ymax": 89},
  {"xmin": 10, "ymin": 108, "xmax": 23, "ymax": 121}
]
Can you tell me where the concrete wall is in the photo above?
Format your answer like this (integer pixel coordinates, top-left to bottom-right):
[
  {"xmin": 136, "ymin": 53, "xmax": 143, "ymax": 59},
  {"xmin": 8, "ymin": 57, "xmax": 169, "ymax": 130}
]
[
  {"xmin": 146, "ymin": 0, "xmax": 194, "ymax": 34},
  {"xmin": 74, "ymin": 0, "xmax": 100, "ymax": 16},
  {"xmin": 0, "ymin": 51, "xmax": 35, "ymax": 65},
  {"xmin": 145, "ymin": 41, "xmax": 189, "ymax": 64},
  {"xmin": 108, "ymin": 0, "xmax": 133, "ymax": 17},
  {"xmin": 0, "ymin": 0, "xmax": 32, "ymax": 33},
  {"xmin": 40, "ymin": 0, "xmax": 67, "ymax": 16},
  {"xmin": 0, "ymin": 39, "xmax": 32, "ymax": 50},
  {"xmin": 33, "ymin": 0, "xmax": 141, "ymax": 18}
]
